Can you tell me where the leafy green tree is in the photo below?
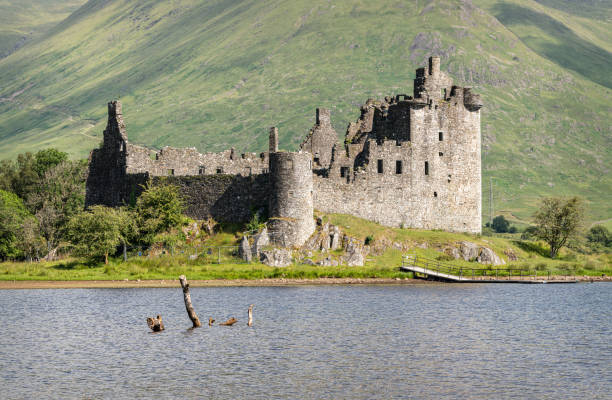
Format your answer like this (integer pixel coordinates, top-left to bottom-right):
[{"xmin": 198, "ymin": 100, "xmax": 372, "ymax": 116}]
[
  {"xmin": 115, "ymin": 207, "xmax": 139, "ymax": 261},
  {"xmin": 17, "ymin": 217, "xmax": 45, "ymax": 262},
  {"xmin": 533, "ymin": 197, "xmax": 584, "ymax": 258},
  {"xmin": 67, "ymin": 206, "xmax": 124, "ymax": 264},
  {"xmin": 33, "ymin": 149, "xmax": 68, "ymax": 178},
  {"xmin": 0, "ymin": 190, "xmax": 31, "ymax": 260},
  {"xmin": 12, "ymin": 152, "xmax": 38, "ymax": 201},
  {"xmin": 28, "ymin": 160, "xmax": 87, "ymax": 257},
  {"xmin": 136, "ymin": 181, "xmax": 185, "ymax": 244},
  {"xmin": 586, "ymin": 225, "xmax": 611, "ymax": 250},
  {"xmin": 492, "ymin": 215, "xmax": 510, "ymax": 233}
]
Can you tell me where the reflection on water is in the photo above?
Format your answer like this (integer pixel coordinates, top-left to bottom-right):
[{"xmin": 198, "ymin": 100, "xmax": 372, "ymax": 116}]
[{"xmin": 0, "ymin": 284, "xmax": 610, "ymax": 399}]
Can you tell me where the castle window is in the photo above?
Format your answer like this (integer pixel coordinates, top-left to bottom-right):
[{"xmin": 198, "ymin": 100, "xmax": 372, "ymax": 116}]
[
  {"xmin": 314, "ymin": 157, "xmax": 319, "ymax": 164},
  {"xmin": 439, "ymin": 132, "xmax": 443, "ymax": 141},
  {"xmin": 377, "ymin": 159, "xmax": 383, "ymax": 174},
  {"xmin": 439, "ymin": 152, "xmax": 443, "ymax": 157},
  {"xmin": 395, "ymin": 160, "xmax": 402, "ymax": 174},
  {"xmin": 167, "ymin": 169, "xmax": 174, "ymax": 176},
  {"xmin": 340, "ymin": 166, "xmax": 349, "ymax": 178},
  {"xmin": 199, "ymin": 166, "xmax": 205, "ymax": 175},
  {"xmin": 216, "ymin": 167, "xmax": 223, "ymax": 174},
  {"xmin": 425, "ymin": 161, "xmax": 429, "ymax": 175},
  {"xmin": 434, "ymin": 191, "xmax": 438, "ymax": 198}
]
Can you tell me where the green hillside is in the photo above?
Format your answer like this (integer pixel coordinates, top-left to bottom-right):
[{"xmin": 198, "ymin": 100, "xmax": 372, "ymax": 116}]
[
  {"xmin": 0, "ymin": 0, "xmax": 610, "ymax": 225},
  {"xmin": 0, "ymin": 0, "xmax": 84, "ymax": 58}
]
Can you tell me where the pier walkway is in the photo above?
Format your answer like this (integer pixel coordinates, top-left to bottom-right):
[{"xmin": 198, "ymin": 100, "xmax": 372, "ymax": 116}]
[{"xmin": 400, "ymin": 254, "xmax": 577, "ymax": 284}]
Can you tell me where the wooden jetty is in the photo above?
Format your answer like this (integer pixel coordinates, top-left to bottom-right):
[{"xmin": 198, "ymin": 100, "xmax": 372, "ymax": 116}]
[{"xmin": 400, "ymin": 254, "xmax": 578, "ymax": 284}]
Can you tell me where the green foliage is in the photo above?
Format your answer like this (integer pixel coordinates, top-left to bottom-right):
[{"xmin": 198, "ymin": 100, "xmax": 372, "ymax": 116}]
[
  {"xmin": 245, "ymin": 213, "xmax": 265, "ymax": 233},
  {"xmin": 365, "ymin": 235, "xmax": 374, "ymax": 245},
  {"xmin": 533, "ymin": 197, "xmax": 585, "ymax": 258},
  {"xmin": 32, "ymin": 148, "xmax": 68, "ymax": 177},
  {"xmin": 135, "ymin": 181, "xmax": 185, "ymax": 244},
  {"xmin": 0, "ymin": 190, "xmax": 30, "ymax": 259},
  {"xmin": 586, "ymin": 225, "xmax": 611, "ymax": 252},
  {"xmin": 492, "ymin": 215, "xmax": 510, "ymax": 233},
  {"xmin": 66, "ymin": 205, "xmax": 133, "ymax": 264}
]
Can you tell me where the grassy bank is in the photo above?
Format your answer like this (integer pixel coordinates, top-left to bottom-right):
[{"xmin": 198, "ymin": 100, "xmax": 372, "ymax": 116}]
[{"xmin": 2, "ymin": 213, "xmax": 610, "ymax": 281}]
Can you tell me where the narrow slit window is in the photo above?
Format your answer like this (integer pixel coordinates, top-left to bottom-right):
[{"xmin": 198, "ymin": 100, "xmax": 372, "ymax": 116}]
[
  {"xmin": 434, "ymin": 191, "xmax": 438, "ymax": 198},
  {"xmin": 340, "ymin": 166, "xmax": 349, "ymax": 178},
  {"xmin": 199, "ymin": 167, "xmax": 205, "ymax": 175},
  {"xmin": 377, "ymin": 159, "xmax": 383, "ymax": 174},
  {"xmin": 439, "ymin": 152, "xmax": 443, "ymax": 157},
  {"xmin": 424, "ymin": 161, "xmax": 429, "ymax": 176},
  {"xmin": 439, "ymin": 132, "xmax": 443, "ymax": 141},
  {"xmin": 395, "ymin": 160, "xmax": 402, "ymax": 174},
  {"xmin": 216, "ymin": 167, "xmax": 223, "ymax": 174}
]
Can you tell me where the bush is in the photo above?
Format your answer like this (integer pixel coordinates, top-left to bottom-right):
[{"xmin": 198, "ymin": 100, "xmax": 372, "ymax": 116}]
[
  {"xmin": 586, "ymin": 225, "xmax": 611, "ymax": 249},
  {"xmin": 492, "ymin": 215, "xmax": 510, "ymax": 233},
  {"xmin": 365, "ymin": 235, "xmax": 374, "ymax": 245}
]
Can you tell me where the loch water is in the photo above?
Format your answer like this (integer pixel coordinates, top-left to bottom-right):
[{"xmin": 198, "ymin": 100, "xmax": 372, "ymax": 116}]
[{"xmin": 1, "ymin": 283, "xmax": 610, "ymax": 399}]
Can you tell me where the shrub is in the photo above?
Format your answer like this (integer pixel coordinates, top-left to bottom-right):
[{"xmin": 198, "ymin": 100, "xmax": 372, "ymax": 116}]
[
  {"xmin": 492, "ymin": 215, "xmax": 510, "ymax": 233},
  {"xmin": 365, "ymin": 235, "xmax": 374, "ymax": 245}
]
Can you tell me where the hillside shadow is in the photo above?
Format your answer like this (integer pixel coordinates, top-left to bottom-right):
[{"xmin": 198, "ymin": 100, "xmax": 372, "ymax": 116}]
[
  {"xmin": 493, "ymin": 3, "xmax": 612, "ymax": 88},
  {"xmin": 512, "ymin": 240, "xmax": 550, "ymax": 257}
]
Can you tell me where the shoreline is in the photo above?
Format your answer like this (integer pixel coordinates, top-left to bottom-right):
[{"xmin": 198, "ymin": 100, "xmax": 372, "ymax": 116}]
[
  {"xmin": 0, "ymin": 275, "xmax": 609, "ymax": 289},
  {"xmin": 0, "ymin": 277, "xmax": 426, "ymax": 289}
]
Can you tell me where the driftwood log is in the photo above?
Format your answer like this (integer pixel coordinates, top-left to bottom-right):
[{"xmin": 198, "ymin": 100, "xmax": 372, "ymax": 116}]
[
  {"xmin": 219, "ymin": 317, "xmax": 238, "ymax": 326},
  {"xmin": 179, "ymin": 275, "xmax": 202, "ymax": 328},
  {"xmin": 208, "ymin": 317, "xmax": 215, "ymax": 326},
  {"xmin": 247, "ymin": 304, "xmax": 254, "ymax": 327},
  {"xmin": 147, "ymin": 315, "xmax": 165, "ymax": 332}
]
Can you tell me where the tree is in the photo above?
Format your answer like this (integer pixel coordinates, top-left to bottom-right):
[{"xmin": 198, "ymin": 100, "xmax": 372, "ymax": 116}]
[
  {"xmin": 67, "ymin": 206, "xmax": 124, "ymax": 264},
  {"xmin": 136, "ymin": 180, "xmax": 185, "ymax": 244},
  {"xmin": 492, "ymin": 215, "xmax": 510, "ymax": 233},
  {"xmin": 33, "ymin": 149, "xmax": 68, "ymax": 178},
  {"xmin": 17, "ymin": 217, "xmax": 45, "ymax": 262},
  {"xmin": 533, "ymin": 197, "xmax": 584, "ymax": 258},
  {"xmin": 0, "ymin": 190, "xmax": 30, "ymax": 260},
  {"xmin": 586, "ymin": 225, "xmax": 611, "ymax": 250},
  {"xmin": 28, "ymin": 160, "xmax": 87, "ymax": 257}
]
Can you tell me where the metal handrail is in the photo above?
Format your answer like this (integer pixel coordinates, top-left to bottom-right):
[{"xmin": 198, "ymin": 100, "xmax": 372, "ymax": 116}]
[{"xmin": 402, "ymin": 254, "xmax": 535, "ymax": 280}]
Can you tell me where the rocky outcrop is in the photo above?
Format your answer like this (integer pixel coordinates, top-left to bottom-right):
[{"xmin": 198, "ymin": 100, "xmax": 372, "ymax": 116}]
[
  {"xmin": 477, "ymin": 247, "xmax": 505, "ymax": 266},
  {"xmin": 251, "ymin": 228, "xmax": 269, "ymax": 258},
  {"xmin": 318, "ymin": 256, "xmax": 339, "ymax": 267},
  {"xmin": 260, "ymin": 248, "xmax": 292, "ymax": 267},
  {"xmin": 302, "ymin": 222, "xmax": 343, "ymax": 252},
  {"xmin": 448, "ymin": 241, "xmax": 505, "ymax": 266},
  {"xmin": 343, "ymin": 237, "xmax": 365, "ymax": 266},
  {"xmin": 239, "ymin": 236, "xmax": 252, "ymax": 262}
]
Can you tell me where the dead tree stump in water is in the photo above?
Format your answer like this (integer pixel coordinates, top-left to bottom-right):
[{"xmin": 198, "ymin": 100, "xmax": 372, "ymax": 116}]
[
  {"xmin": 219, "ymin": 317, "xmax": 238, "ymax": 326},
  {"xmin": 147, "ymin": 315, "xmax": 165, "ymax": 332},
  {"xmin": 179, "ymin": 275, "xmax": 201, "ymax": 328},
  {"xmin": 247, "ymin": 304, "xmax": 254, "ymax": 327}
]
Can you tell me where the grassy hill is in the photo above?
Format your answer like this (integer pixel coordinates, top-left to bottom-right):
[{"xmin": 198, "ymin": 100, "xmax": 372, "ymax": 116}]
[
  {"xmin": 0, "ymin": 0, "xmax": 610, "ymax": 225},
  {"xmin": 0, "ymin": 0, "xmax": 84, "ymax": 58}
]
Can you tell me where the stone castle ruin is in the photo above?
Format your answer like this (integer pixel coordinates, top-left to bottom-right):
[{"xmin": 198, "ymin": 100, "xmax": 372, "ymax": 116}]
[{"xmin": 86, "ymin": 57, "xmax": 482, "ymax": 247}]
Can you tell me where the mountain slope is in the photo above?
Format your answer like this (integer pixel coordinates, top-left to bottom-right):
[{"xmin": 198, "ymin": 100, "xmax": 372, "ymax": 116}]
[
  {"xmin": 0, "ymin": 0, "xmax": 85, "ymax": 58},
  {"xmin": 0, "ymin": 0, "xmax": 610, "ymax": 224}
]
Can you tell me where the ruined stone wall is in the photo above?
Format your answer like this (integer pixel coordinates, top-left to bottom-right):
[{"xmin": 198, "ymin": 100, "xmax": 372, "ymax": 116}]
[
  {"xmin": 154, "ymin": 174, "xmax": 270, "ymax": 222},
  {"xmin": 300, "ymin": 108, "xmax": 338, "ymax": 169},
  {"xmin": 126, "ymin": 144, "xmax": 269, "ymax": 177},
  {"xmin": 268, "ymin": 151, "xmax": 315, "ymax": 247}
]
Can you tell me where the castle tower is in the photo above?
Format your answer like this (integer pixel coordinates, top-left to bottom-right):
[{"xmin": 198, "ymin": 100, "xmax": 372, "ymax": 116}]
[{"xmin": 268, "ymin": 152, "xmax": 315, "ymax": 247}]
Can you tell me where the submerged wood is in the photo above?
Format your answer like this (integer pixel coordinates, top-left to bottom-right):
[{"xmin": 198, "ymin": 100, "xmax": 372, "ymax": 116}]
[
  {"xmin": 179, "ymin": 275, "xmax": 202, "ymax": 328},
  {"xmin": 247, "ymin": 304, "xmax": 254, "ymax": 327},
  {"xmin": 219, "ymin": 317, "xmax": 238, "ymax": 326},
  {"xmin": 208, "ymin": 317, "xmax": 215, "ymax": 326},
  {"xmin": 147, "ymin": 315, "xmax": 165, "ymax": 332}
]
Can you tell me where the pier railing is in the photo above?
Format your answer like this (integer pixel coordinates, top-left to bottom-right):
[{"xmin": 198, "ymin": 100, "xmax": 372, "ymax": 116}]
[{"xmin": 401, "ymin": 254, "xmax": 546, "ymax": 281}]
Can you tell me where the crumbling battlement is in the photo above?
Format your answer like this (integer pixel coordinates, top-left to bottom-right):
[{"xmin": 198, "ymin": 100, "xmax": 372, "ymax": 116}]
[{"xmin": 86, "ymin": 56, "xmax": 482, "ymax": 245}]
